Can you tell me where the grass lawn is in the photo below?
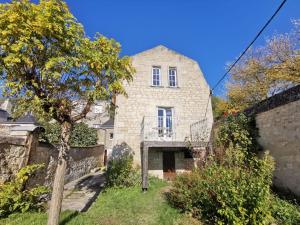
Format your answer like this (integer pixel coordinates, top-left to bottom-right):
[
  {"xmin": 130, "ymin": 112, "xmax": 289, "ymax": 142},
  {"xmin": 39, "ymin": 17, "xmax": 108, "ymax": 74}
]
[{"xmin": 0, "ymin": 179, "xmax": 201, "ymax": 225}]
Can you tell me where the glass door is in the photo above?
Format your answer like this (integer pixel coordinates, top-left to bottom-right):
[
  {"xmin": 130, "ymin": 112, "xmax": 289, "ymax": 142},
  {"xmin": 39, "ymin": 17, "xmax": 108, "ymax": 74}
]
[{"xmin": 157, "ymin": 108, "xmax": 173, "ymax": 137}]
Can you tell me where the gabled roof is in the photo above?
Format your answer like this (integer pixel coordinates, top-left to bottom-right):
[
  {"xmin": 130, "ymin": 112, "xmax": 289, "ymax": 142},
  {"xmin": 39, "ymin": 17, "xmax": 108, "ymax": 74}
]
[{"xmin": 131, "ymin": 45, "xmax": 198, "ymax": 64}]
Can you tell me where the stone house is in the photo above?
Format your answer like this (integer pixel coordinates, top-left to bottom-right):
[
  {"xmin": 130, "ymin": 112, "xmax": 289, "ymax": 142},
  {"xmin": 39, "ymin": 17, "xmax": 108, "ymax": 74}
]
[{"xmin": 112, "ymin": 45, "xmax": 213, "ymax": 188}]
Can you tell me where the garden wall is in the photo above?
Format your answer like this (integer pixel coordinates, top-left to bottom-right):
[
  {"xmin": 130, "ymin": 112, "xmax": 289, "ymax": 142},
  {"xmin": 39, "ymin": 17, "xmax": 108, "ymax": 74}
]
[
  {"xmin": 245, "ymin": 85, "xmax": 300, "ymax": 196},
  {"xmin": 0, "ymin": 132, "xmax": 105, "ymax": 186}
]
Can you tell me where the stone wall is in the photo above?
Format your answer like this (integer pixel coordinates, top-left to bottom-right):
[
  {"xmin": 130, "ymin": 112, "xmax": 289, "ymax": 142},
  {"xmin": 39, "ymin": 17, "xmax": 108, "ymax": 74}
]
[
  {"xmin": 245, "ymin": 85, "xmax": 300, "ymax": 196},
  {"xmin": 29, "ymin": 143, "xmax": 105, "ymax": 186},
  {"xmin": 0, "ymin": 137, "xmax": 27, "ymax": 183},
  {"xmin": 0, "ymin": 134, "xmax": 105, "ymax": 186},
  {"xmin": 256, "ymin": 100, "xmax": 300, "ymax": 196},
  {"xmin": 66, "ymin": 145, "xmax": 105, "ymax": 183},
  {"xmin": 0, "ymin": 130, "xmax": 38, "ymax": 183}
]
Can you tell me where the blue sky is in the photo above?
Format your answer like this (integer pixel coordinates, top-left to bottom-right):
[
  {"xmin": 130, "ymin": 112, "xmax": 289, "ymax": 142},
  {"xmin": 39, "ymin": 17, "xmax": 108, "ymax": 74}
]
[{"xmin": 1, "ymin": 0, "xmax": 299, "ymax": 95}]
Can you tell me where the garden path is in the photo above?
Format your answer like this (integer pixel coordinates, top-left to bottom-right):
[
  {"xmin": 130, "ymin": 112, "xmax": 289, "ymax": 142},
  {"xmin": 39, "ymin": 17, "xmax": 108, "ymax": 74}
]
[{"xmin": 61, "ymin": 171, "xmax": 106, "ymax": 212}]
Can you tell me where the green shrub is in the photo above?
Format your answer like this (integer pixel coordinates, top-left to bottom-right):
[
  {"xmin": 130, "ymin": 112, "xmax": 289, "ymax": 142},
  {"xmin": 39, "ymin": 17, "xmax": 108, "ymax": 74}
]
[
  {"xmin": 0, "ymin": 164, "xmax": 49, "ymax": 218},
  {"xmin": 167, "ymin": 152, "xmax": 275, "ymax": 225},
  {"xmin": 41, "ymin": 122, "xmax": 98, "ymax": 147},
  {"xmin": 69, "ymin": 122, "xmax": 98, "ymax": 147},
  {"xmin": 271, "ymin": 196, "xmax": 300, "ymax": 225},
  {"xmin": 216, "ymin": 113, "xmax": 260, "ymax": 155},
  {"xmin": 106, "ymin": 154, "xmax": 140, "ymax": 188}
]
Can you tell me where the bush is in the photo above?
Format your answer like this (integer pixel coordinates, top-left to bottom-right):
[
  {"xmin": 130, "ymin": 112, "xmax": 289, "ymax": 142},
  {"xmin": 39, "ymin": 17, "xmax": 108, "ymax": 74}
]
[
  {"xmin": 271, "ymin": 196, "xmax": 300, "ymax": 225},
  {"xmin": 216, "ymin": 113, "xmax": 259, "ymax": 155},
  {"xmin": 169, "ymin": 112, "xmax": 300, "ymax": 224},
  {"xmin": 168, "ymin": 112, "xmax": 276, "ymax": 225},
  {"xmin": 0, "ymin": 164, "xmax": 49, "ymax": 218},
  {"xmin": 41, "ymin": 122, "xmax": 98, "ymax": 147},
  {"xmin": 106, "ymin": 154, "xmax": 140, "ymax": 188},
  {"xmin": 167, "ymin": 151, "xmax": 274, "ymax": 225},
  {"xmin": 69, "ymin": 122, "xmax": 98, "ymax": 147}
]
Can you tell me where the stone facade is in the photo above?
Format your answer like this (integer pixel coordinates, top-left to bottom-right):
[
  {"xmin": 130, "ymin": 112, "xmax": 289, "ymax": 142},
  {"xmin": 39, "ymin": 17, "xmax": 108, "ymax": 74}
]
[
  {"xmin": 256, "ymin": 99, "xmax": 300, "ymax": 196},
  {"xmin": 113, "ymin": 45, "xmax": 213, "ymax": 177}
]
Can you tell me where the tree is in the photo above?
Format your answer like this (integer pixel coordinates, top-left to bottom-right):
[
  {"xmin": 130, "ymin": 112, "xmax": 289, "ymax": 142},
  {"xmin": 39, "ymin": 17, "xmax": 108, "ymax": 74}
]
[
  {"xmin": 0, "ymin": 1, "xmax": 134, "ymax": 224},
  {"xmin": 227, "ymin": 20, "xmax": 300, "ymax": 111},
  {"xmin": 211, "ymin": 96, "xmax": 229, "ymax": 119},
  {"xmin": 41, "ymin": 122, "xmax": 98, "ymax": 147}
]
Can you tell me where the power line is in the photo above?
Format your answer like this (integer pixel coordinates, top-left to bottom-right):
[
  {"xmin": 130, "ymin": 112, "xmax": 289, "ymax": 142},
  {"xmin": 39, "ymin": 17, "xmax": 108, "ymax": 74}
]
[{"xmin": 211, "ymin": 0, "xmax": 288, "ymax": 91}]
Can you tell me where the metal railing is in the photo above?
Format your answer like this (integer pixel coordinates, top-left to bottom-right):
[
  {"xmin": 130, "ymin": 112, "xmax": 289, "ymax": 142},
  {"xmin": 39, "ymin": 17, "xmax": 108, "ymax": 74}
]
[
  {"xmin": 141, "ymin": 116, "xmax": 177, "ymax": 142},
  {"xmin": 141, "ymin": 116, "xmax": 212, "ymax": 143}
]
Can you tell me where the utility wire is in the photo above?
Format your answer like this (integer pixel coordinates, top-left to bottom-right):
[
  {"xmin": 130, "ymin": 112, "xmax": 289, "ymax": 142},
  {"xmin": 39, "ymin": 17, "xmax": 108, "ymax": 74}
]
[{"xmin": 211, "ymin": 0, "xmax": 288, "ymax": 91}]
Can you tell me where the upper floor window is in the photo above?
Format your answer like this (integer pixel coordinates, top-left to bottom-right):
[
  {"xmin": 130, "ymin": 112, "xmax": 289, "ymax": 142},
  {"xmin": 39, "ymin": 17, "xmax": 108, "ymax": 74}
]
[
  {"xmin": 152, "ymin": 66, "xmax": 161, "ymax": 86},
  {"xmin": 169, "ymin": 67, "xmax": 177, "ymax": 87}
]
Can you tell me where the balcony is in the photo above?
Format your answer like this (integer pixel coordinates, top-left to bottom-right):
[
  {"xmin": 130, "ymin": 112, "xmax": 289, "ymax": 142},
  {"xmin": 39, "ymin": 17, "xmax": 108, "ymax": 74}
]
[
  {"xmin": 141, "ymin": 116, "xmax": 210, "ymax": 143},
  {"xmin": 141, "ymin": 116, "xmax": 176, "ymax": 142}
]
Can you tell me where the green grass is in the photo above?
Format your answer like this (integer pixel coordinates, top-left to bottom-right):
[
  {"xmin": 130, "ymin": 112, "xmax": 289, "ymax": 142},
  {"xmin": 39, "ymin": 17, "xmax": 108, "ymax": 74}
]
[{"xmin": 0, "ymin": 179, "xmax": 201, "ymax": 225}]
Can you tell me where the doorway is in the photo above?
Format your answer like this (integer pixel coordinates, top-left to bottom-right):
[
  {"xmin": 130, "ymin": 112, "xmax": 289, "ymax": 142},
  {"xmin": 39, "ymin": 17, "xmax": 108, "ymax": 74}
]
[
  {"xmin": 157, "ymin": 107, "xmax": 173, "ymax": 138},
  {"xmin": 163, "ymin": 151, "xmax": 176, "ymax": 180}
]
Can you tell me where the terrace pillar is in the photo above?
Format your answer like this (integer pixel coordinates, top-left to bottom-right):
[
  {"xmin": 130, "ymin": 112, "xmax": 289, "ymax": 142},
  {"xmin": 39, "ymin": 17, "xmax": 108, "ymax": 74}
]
[{"xmin": 141, "ymin": 143, "xmax": 149, "ymax": 191}]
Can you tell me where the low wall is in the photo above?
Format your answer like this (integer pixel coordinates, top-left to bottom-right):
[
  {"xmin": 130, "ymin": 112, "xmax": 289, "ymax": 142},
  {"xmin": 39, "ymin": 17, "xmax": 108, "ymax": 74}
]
[
  {"xmin": 0, "ymin": 135, "xmax": 105, "ymax": 186},
  {"xmin": 29, "ymin": 143, "xmax": 105, "ymax": 186},
  {"xmin": 66, "ymin": 145, "xmax": 105, "ymax": 183},
  {"xmin": 0, "ymin": 137, "xmax": 27, "ymax": 183}
]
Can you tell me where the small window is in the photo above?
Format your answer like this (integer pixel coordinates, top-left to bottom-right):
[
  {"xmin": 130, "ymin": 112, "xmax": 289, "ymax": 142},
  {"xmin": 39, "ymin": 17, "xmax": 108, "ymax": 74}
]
[
  {"xmin": 169, "ymin": 67, "xmax": 177, "ymax": 87},
  {"xmin": 152, "ymin": 66, "xmax": 161, "ymax": 86},
  {"xmin": 109, "ymin": 133, "xmax": 114, "ymax": 140}
]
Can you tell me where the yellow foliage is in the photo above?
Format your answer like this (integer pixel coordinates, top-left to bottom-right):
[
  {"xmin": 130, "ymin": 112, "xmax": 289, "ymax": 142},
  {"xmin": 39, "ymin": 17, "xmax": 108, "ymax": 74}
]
[{"xmin": 0, "ymin": 0, "xmax": 135, "ymax": 124}]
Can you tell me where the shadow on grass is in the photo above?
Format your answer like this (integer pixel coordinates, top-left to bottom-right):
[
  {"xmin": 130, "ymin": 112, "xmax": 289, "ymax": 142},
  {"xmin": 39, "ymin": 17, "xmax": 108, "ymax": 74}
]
[{"xmin": 60, "ymin": 211, "xmax": 79, "ymax": 225}]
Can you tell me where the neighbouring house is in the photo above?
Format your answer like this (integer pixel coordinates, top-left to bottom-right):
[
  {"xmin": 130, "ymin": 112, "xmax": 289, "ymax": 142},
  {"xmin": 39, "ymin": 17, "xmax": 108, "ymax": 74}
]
[
  {"xmin": 112, "ymin": 45, "xmax": 213, "ymax": 188},
  {"xmin": 73, "ymin": 100, "xmax": 111, "ymax": 129},
  {"xmin": 97, "ymin": 118, "xmax": 114, "ymax": 161},
  {"xmin": 0, "ymin": 98, "xmax": 112, "ymax": 144}
]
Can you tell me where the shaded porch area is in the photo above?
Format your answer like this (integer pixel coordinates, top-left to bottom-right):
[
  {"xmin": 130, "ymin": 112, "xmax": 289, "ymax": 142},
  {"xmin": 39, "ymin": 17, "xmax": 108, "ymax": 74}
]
[{"xmin": 141, "ymin": 141, "xmax": 194, "ymax": 190}]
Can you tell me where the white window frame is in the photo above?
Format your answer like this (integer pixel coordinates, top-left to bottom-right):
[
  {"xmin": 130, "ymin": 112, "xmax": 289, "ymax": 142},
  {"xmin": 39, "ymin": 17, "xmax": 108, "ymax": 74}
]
[
  {"xmin": 157, "ymin": 107, "xmax": 173, "ymax": 137},
  {"xmin": 152, "ymin": 66, "xmax": 161, "ymax": 86},
  {"xmin": 109, "ymin": 132, "xmax": 114, "ymax": 140},
  {"xmin": 168, "ymin": 67, "xmax": 177, "ymax": 87}
]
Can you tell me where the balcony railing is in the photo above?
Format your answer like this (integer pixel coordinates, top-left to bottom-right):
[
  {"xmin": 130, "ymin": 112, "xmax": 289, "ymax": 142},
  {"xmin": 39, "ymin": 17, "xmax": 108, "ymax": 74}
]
[
  {"xmin": 141, "ymin": 116, "xmax": 178, "ymax": 142},
  {"xmin": 141, "ymin": 116, "xmax": 211, "ymax": 143}
]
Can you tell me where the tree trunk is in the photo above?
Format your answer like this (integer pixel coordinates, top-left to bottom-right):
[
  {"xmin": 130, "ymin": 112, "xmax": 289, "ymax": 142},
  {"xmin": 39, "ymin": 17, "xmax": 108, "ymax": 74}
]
[{"xmin": 47, "ymin": 121, "xmax": 72, "ymax": 225}]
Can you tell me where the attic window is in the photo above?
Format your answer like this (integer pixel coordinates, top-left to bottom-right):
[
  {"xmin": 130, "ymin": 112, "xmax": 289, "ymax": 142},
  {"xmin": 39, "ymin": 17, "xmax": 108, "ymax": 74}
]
[
  {"xmin": 152, "ymin": 66, "xmax": 161, "ymax": 86},
  {"xmin": 169, "ymin": 67, "xmax": 177, "ymax": 87}
]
